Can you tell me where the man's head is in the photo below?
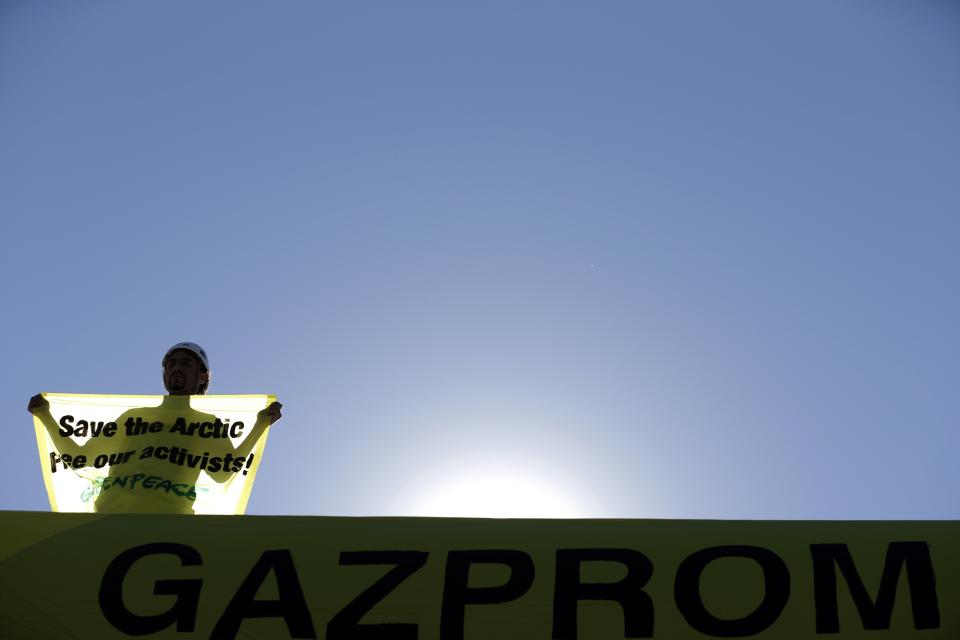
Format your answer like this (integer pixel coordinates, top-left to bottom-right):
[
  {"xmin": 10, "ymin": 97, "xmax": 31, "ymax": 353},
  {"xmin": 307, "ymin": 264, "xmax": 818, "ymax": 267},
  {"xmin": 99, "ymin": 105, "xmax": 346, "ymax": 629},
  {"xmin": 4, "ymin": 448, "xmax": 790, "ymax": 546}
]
[{"xmin": 162, "ymin": 342, "xmax": 210, "ymax": 395}]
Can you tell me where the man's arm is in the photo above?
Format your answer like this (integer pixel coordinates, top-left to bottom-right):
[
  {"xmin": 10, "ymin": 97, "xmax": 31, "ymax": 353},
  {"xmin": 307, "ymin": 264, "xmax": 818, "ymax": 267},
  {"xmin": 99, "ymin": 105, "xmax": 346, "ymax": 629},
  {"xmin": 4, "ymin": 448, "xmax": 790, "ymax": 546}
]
[
  {"xmin": 262, "ymin": 401, "xmax": 282, "ymax": 426},
  {"xmin": 28, "ymin": 393, "xmax": 85, "ymax": 458},
  {"xmin": 232, "ymin": 401, "xmax": 282, "ymax": 458},
  {"xmin": 27, "ymin": 394, "xmax": 47, "ymax": 415},
  {"xmin": 205, "ymin": 401, "xmax": 282, "ymax": 484}
]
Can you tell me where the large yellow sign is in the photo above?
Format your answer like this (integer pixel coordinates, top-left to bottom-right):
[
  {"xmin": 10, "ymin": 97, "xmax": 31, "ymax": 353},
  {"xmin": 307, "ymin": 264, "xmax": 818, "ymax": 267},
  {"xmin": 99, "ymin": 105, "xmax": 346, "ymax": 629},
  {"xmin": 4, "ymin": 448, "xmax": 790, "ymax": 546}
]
[
  {"xmin": 32, "ymin": 393, "xmax": 275, "ymax": 514},
  {"xmin": 0, "ymin": 511, "xmax": 955, "ymax": 638}
]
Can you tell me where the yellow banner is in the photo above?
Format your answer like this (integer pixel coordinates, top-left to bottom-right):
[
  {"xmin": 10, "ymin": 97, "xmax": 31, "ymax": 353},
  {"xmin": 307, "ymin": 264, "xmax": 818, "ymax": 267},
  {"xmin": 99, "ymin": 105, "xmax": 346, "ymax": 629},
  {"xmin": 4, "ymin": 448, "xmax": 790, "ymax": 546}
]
[
  {"xmin": 0, "ymin": 512, "xmax": 955, "ymax": 638},
  {"xmin": 32, "ymin": 393, "xmax": 275, "ymax": 514}
]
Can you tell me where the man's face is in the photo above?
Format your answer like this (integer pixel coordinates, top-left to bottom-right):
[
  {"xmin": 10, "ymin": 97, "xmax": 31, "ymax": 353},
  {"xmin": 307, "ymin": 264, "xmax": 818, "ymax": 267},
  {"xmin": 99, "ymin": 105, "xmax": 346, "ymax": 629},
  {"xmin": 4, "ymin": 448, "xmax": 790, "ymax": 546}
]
[{"xmin": 163, "ymin": 350, "xmax": 208, "ymax": 395}]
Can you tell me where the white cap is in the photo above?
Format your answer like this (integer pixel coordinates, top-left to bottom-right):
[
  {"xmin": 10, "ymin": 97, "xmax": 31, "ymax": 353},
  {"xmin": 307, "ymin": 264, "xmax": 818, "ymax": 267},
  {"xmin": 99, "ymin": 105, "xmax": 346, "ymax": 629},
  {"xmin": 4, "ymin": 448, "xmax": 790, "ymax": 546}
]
[{"xmin": 163, "ymin": 342, "xmax": 210, "ymax": 372}]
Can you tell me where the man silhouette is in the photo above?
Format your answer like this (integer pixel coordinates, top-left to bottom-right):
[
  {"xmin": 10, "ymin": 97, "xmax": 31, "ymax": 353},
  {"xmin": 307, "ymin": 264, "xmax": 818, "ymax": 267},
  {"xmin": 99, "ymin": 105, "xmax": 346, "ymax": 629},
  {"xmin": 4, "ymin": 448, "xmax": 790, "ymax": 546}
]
[{"xmin": 28, "ymin": 342, "xmax": 281, "ymax": 513}]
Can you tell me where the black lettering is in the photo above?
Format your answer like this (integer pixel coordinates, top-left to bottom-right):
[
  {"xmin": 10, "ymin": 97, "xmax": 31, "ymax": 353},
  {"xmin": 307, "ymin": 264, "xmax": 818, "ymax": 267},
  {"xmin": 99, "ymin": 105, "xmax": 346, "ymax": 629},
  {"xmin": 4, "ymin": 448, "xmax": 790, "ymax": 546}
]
[
  {"xmin": 674, "ymin": 545, "xmax": 789, "ymax": 637},
  {"xmin": 98, "ymin": 542, "xmax": 202, "ymax": 635},
  {"xmin": 210, "ymin": 550, "xmax": 316, "ymax": 639},
  {"xmin": 811, "ymin": 541, "xmax": 939, "ymax": 632},
  {"xmin": 440, "ymin": 549, "xmax": 534, "ymax": 640},
  {"xmin": 58, "ymin": 415, "xmax": 75, "ymax": 437},
  {"xmin": 327, "ymin": 550, "xmax": 428, "ymax": 640},
  {"xmin": 133, "ymin": 417, "xmax": 150, "ymax": 435},
  {"xmin": 553, "ymin": 548, "xmax": 654, "ymax": 639}
]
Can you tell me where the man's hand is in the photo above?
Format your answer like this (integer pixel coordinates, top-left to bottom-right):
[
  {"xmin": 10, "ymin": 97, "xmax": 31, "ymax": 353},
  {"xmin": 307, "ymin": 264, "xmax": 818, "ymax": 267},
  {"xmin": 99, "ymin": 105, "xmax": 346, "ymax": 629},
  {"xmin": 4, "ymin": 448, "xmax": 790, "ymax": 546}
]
[
  {"xmin": 261, "ymin": 401, "xmax": 282, "ymax": 425},
  {"xmin": 27, "ymin": 394, "xmax": 48, "ymax": 415}
]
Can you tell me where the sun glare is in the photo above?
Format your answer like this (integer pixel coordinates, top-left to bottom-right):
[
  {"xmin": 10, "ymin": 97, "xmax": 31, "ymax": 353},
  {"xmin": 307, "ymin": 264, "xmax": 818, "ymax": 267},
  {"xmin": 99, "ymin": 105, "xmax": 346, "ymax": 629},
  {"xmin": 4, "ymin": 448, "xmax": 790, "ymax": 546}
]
[{"xmin": 412, "ymin": 472, "xmax": 581, "ymax": 518}]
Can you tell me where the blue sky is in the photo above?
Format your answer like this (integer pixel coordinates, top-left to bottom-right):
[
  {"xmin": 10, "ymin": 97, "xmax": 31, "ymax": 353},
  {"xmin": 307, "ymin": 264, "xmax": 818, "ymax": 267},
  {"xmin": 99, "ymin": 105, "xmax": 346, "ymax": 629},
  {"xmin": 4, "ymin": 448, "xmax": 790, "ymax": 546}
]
[{"xmin": 2, "ymin": 1, "xmax": 957, "ymax": 519}]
